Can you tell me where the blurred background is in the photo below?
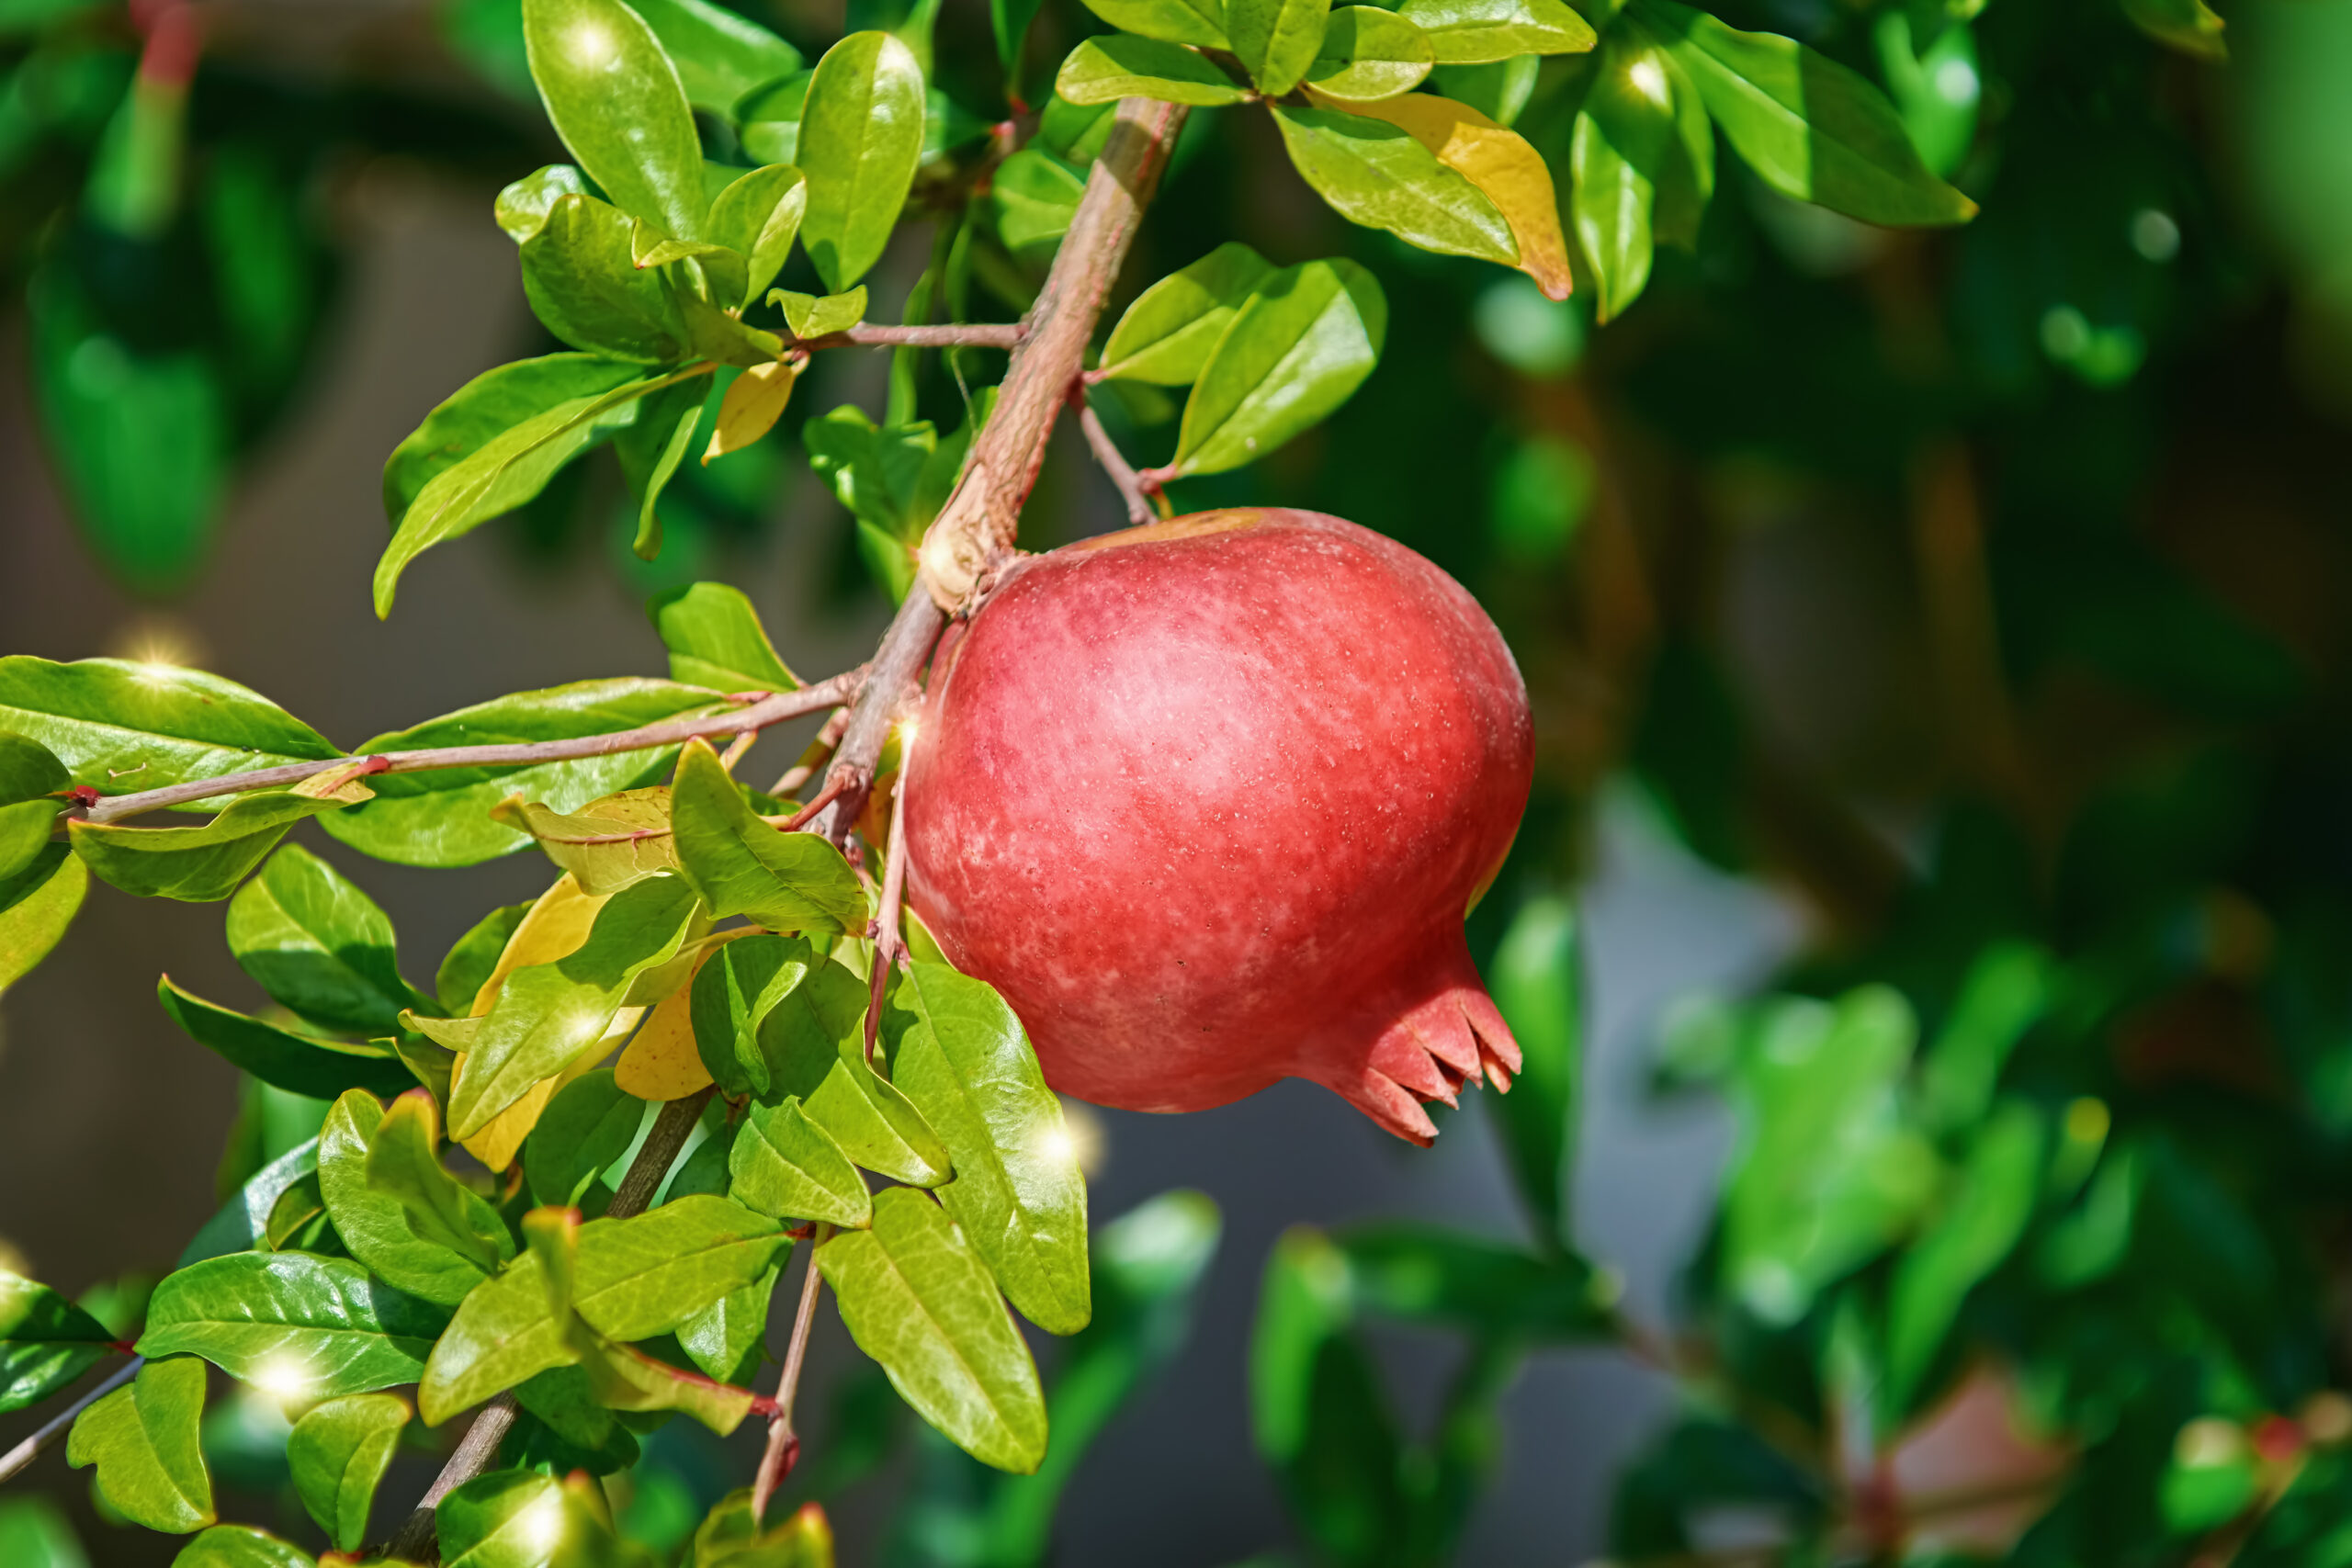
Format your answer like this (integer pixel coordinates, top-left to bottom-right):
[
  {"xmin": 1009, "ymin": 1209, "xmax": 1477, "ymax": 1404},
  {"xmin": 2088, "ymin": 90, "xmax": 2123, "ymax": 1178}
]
[{"xmin": 5, "ymin": 0, "xmax": 2352, "ymax": 1562}]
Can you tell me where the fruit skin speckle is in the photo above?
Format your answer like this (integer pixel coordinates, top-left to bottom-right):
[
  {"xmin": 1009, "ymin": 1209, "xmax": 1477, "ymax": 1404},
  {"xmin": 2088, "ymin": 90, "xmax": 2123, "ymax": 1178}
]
[{"xmin": 903, "ymin": 508, "xmax": 1534, "ymax": 1145}]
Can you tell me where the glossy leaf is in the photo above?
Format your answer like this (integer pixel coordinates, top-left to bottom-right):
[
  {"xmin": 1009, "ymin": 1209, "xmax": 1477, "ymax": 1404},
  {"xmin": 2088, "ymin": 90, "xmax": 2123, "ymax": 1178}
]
[
  {"xmin": 798, "ymin": 32, "xmax": 926, "ymax": 292},
  {"xmin": 1274, "ymin": 105, "xmax": 1515, "ymax": 272},
  {"xmin": 1078, "ymin": 0, "xmax": 1228, "ymax": 48},
  {"xmin": 1054, "ymin": 37, "xmax": 1252, "ymax": 107},
  {"xmin": 1633, "ymin": 0, "xmax": 1974, "ymax": 227},
  {"xmin": 1884, "ymin": 1102, "xmax": 2046, "ymax": 1413},
  {"xmin": 1395, "ymin": 0, "xmax": 1593, "ymax": 62},
  {"xmin": 417, "ymin": 1258, "xmax": 572, "ymax": 1423},
  {"xmin": 66, "ymin": 1356, "xmax": 213, "ymax": 1534},
  {"xmin": 1170, "ymin": 257, "xmax": 1386, "ymax": 479},
  {"xmin": 1305, "ymin": 6, "xmax": 1435, "ymax": 100},
  {"xmin": 286, "ymin": 1393, "xmax": 406, "ymax": 1552},
  {"xmin": 521, "ymin": 0, "xmax": 706, "ymax": 239},
  {"xmin": 704, "ymin": 359, "xmax": 800, "ymax": 466},
  {"xmin": 678, "ymin": 1264, "xmax": 779, "ymax": 1385},
  {"xmin": 570, "ymin": 1195, "xmax": 788, "ymax": 1340},
  {"xmin": 525, "ymin": 1070, "xmax": 643, "ymax": 1207},
  {"xmin": 614, "ymin": 375, "xmax": 713, "ymax": 562},
  {"xmin": 319, "ymin": 1091, "xmax": 489, "ymax": 1305},
  {"xmin": 0, "ymin": 846, "xmax": 85, "ymax": 998},
  {"xmin": 322, "ymin": 679, "xmax": 726, "ymax": 867},
  {"xmin": 495, "ymin": 164, "xmax": 593, "ymax": 244},
  {"xmin": 628, "ymin": 0, "xmax": 803, "ymax": 116},
  {"xmin": 226, "ymin": 845, "xmax": 421, "ymax": 1037},
  {"xmin": 818, "ymin": 1189, "xmax": 1048, "ymax": 1472},
  {"xmin": 989, "ymin": 149, "xmax": 1087, "ymax": 267},
  {"xmin": 0, "ymin": 659, "xmax": 336, "ymax": 807},
  {"xmin": 180, "ymin": 1140, "xmax": 321, "ymax": 1269},
  {"xmin": 1099, "ymin": 243, "xmax": 1274, "ymax": 385},
  {"xmin": 435, "ymin": 1470, "xmax": 608, "ymax": 1564},
  {"xmin": 669, "ymin": 739, "xmax": 865, "ymax": 934},
  {"xmin": 367, "ymin": 1090, "xmax": 517, "ymax": 1273},
  {"xmin": 707, "ymin": 164, "xmax": 808, "ymax": 309},
  {"xmin": 614, "ymin": 964, "xmax": 717, "ymax": 1099},
  {"xmin": 1332, "ymin": 88, "xmax": 1571, "ymax": 298},
  {"xmin": 886, "ymin": 963, "xmax": 1089, "ymax": 1335},
  {"xmin": 763, "ymin": 959, "xmax": 952, "ymax": 1186},
  {"xmin": 170, "ymin": 1526, "xmax": 316, "ymax": 1568},
  {"xmin": 774, "ymin": 286, "xmax": 869, "ymax": 340},
  {"xmin": 429, "ymin": 873, "xmax": 703, "ymax": 1139},
  {"xmin": 691, "ymin": 932, "xmax": 817, "ymax": 1099},
  {"xmin": 1484, "ymin": 896, "xmax": 1580, "ymax": 1247},
  {"xmin": 1229, "ymin": 0, "xmax": 1330, "ymax": 95},
  {"xmin": 157, "ymin": 980, "xmax": 415, "ymax": 1100},
  {"xmin": 380, "ymin": 353, "xmax": 643, "ymax": 527},
  {"xmin": 0, "ymin": 1270, "xmax": 119, "ymax": 1415},
  {"xmin": 650, "ymin": 583, "xmax": 800, "ymax": 695},
  {"xmin": 437, "ymin": 903, "xmax": 534, "ymax": 1017},
  {"xmin": 730, "ymin": 1099, "xmax": 874, "ymax": 1226},
  {"xmin": 70, "ymin": 791, "xmax": 350, "ymax": 903},
  {"xmin": 490, "ymin": 788, "xmax": 679, "ymax": 896},
  {"xmin": 518, "ymin": 195, "xmax": 695, "ymax": 363},
  {"xmin": 0, "ymin": 797, "xmax": 59, "ymax": 885},
  {"xmin": 138, "ymin": 1252, "xmax": 443, "ymax": 1398}
]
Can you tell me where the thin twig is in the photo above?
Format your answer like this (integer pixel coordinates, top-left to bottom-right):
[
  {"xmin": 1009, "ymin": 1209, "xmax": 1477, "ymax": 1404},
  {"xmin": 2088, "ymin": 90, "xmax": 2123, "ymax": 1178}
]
[
  {"xmin": 799, "ymin": 322, "xmax": 1026, "ymax": 350},
  {"xmin": 771, "ymin": 707, "xmax": 850, "ymax": 796},
  {"xmin": 78, "ymin": 671, "xmax": 863, "ymax": 826},
  {"xmin": 1073, "ymin": 391, "xmax": 1155, "ymax": 526},
  {"xmin": 864, "ymin": 765, "xmax": 913, "ymax": 1063},
  {"xmin": 718, "ymin": 729, "xmax": 757, "ymax": 770},
  {"xmin": 0, "ymin": 1356, "xmax": 141, "ymax": 1485},
  {"xmin": 379, "ymin": 1088, "xmax": 716, "ymax": 1562},
  {"xmin": 806, "ymin": 598, "xmax": 943, "ymax": 850},
  {"xmin": 752, "ymin": 1224, "xmax": 833, "ymax": 1523},
  {"xmin": 770, "ymin": 771, "xmax": 854, "ymax": 835}
]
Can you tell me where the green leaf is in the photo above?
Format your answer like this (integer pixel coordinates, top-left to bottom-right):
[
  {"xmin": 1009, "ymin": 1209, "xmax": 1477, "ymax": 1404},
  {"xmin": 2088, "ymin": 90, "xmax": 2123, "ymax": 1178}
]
[
  {"xmin": 1304, "ymin": 6, "xmax": 1435, "ymax": 101},
  {"xmin": 1394, "ymin": 0, "xmax": 1593, "ymax": 62},
  {"xmin": 1632, "ymin": 0, "xmax": 1974, "ymax": 227},
  {"xmin": 438, "ymin": 903, "xmax": 535, "ymax": 1019},
  {"xmin": 494, "ymin": 164, "xmax": 591, "ymax": 244},
  {"xmin": 0, "ymin": 845, "xmax": 85, "ymax": 998},
  {"xmin": 0, "ymin": 1494, "xmax": 87, "ymax": 1568},
  {"xmin": 0, "ymin": 1270, "xmax": 119, "ymax": 1415},
  {"xmin": 0, "ymin": 798, "xmax": 61, "ymax": 886},
  {"xmin": 0, "ymin": 731, "xmax": 68, "ymax": 805},
  {"xmin": 885, "ymin": 963, "xmax": 1089, "ymax": 1335},
  {"xmin": 818, "ymin": 1188, "xmax": 1048, "ymax": 1472},
  {"xmin": 376, "ymin": 364, "xmax": 689, "ymax": 616},
  {"xmin": 1078, "ymin": 0, "xmax": 1228, "ymax": 49},
  {"xmin": 1339, "ymin": 1224, "xmax": 1614, "ymax": 1339},
  {"xmin": 381, "ymin": 353, "xmax": 645, "ymax": 527},
  {"xmin": 707, "ymin": 164, "xmax": 808, "ymax": 309},
  {"xmin": 691, "ymin": 931, "xmax": 820, "ymax": 1098},
  {"xmin": 1101, "ymin": 243, "xmax": 1274, "ymax": 386},
  {"xmin": 432, "ymin": 873, "xmax": 704, "ymax": 1139},
  {"xmin": 170, "ymin": 1527, "xmax": 316, "ymax": 1567},
  {"xmin": 627, "ymin": 0, "xmax": 803, "ymax": 116},
  {"xmin": 138, "ymin": 1253, "xmax": 444, "ymax": 1399},
  {"xmin": 1170, "ymin": 257, "xmax": 1386, "ymax": 479},
  {"xmin": 157, "ymin": 980, "xmax": 416, "ymax": 1100},
  {"xmin": 436, "ymin": 1471, "xmax": 610, "ymax": 1565},
  {"xmin": 320, "ymin": 1092, "xmax": 492, "ymax": 1305},
  {"xmin": 2121, "ymin": 0, "xmax": 2225, "ymax": 60},
  {"xmin": 978, "ymin": 1191, "xmax": 1222, "ymax": 1562},
  {"xmin": 1884, "ymin": 1102, "xmax": 2046, "ymax": 1413},
  {"xmin": 521, "ymin": 0, "xmax": 707, "ymax": 239},
  {"xmin": 1229, "ymin": 0, "xmax": 1330, "ymax": 95},
  {"xmin": 525, "ymin": 1070, "xmax": 644, "ymax": 1207},
  {"xmin": 70, "ymin": 791, "xmax": 347, "ymax": 903},
  {"xmin": 1871, "ymin": 11, "xmax": 1976, "ymax": 179},
  {"xmin": 1484, "ymin": 895, "xmax": 1579, "ymax": 1248},
  {"xmin": 1272, "ymin": 106, "xmax": 1516, "ymax": 265},
  {"xmin": 226, "ymin": 845, "xmax": 423, "ymax": 1038},
  {"xmin": 798, "ymin": 31, "xmax": 926, "ymax": 292},
  {"xmin": 65, "ymin": 1356, "xmax": 213, "ymax": 1535},
  {"xmin": 571, "ymin": 1195, "xmax": 787, "ymax": 1340},
  {"xmin": 1916, "ymin": 942, "xmax": 2051, "ymax": 1133},
  {"xmin": 491, "ymin": 788, "xmax": 680, "ymax": 897},
  {"xmin": 649, "ymin": 582, "xmax": 801, "ymax": 694},
  {"xmin": 614, "ymin": 376, "xmax": 711, "ymax": 562},
  {"xmin": 801, "ymin": 403, "xmax": 972, "ymax": 556},
  {"xmin": 418, "ymin": 1259, "xmax": 573, "ymax": 1423},
  {"xmin": 730, "ymin": 1099, "xmax": 874, "ymax": 1226},
  {"xmin": 663, "ymin": 1115, "xmax": 735, "ymax": 1200},
  {"xmin": 1570, "ymin": 39, "xmax": 1670, "ymax": 321},
  {"xmin": 989, "ymin": 148, "xmax": 1087, "ymax": 268},
  {"xmin": 180, "ymin": 1139, "xmax": 321, "ymax": 1269},
  {"xmin": 677, "ymin": 1264, "xmax": 778, "ymax": 1384},
  {"xmin": 1250, "ymin": 1228, "xmax": 1409, "ymax": 1563},
  {"xmin": 368, "ymin": 1091, "xmax": 519, "ymax": 1274},
  {"xmin": 518, "ymin": 195, "xmax": 695, "ymax": 364},
  {"xmin": 322, "ymin": 679, "xmax": 727, "ymax": 868},
  {"xmin": 0, "ymin": 657, "xmax": 340, "ymax": 806},
  {"xmin": 737, "ymin": 72, "xmax": 813, "ymax": 165},
  {"xmin": 755, "ymin": 958, "xmax": 952, "ymax": 1186},
  {"xmin": 669, "ymin": 739, "xmax": 865, "ymax": 934},
  {"xmin": 774, "ymin": 285, "xmax": 870, "ymax": 339},
  {"xmin": 564, "ymin": 1327, "xmax": 758, "ymax": 1433},
  {"xmin": 287, "ymin": 1393, "xmax": 406, "ymax": 1552},
  {"xmin": 1054, "ymin": 37, "xmax": 1252, "ymax": 106}
]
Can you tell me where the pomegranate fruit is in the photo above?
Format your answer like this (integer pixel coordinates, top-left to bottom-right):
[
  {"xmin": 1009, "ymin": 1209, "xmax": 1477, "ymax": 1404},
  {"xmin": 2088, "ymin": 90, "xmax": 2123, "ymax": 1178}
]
[{"xmin": 900, "ymin": 509, "xmax": 1533, "ymax": 1144}]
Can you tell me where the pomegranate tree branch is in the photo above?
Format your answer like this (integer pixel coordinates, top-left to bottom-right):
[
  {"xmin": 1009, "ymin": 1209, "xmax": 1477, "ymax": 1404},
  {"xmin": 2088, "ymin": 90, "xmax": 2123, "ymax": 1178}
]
[
  {"xmin": 0, "ymin": 1356, "xmax": 141, "ymax": 1486},
  {"xmin": 79, "ymin": 670, "xmax": 865, "ymax": 826},
  {"xmin": 1073, "ymin": 392, "xmax": 1156, "ymax": 526},
  {"xmin": 380, "ymin": 1088, "xmax": 717, "ymax": 1563},
  {"xmin": 798, "ymin": 322, "xmax": 1027, "ymax": 350},
  {"xmin": 808, "ymin": 97, "xmax": 1191, "ymax": 845},
  {"xmin": 752, "ymin": 1222, "xmax": 834, "ymax": 1522}
]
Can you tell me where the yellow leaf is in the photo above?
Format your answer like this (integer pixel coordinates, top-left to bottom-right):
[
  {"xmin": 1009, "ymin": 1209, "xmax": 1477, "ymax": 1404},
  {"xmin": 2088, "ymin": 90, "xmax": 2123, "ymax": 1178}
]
[
  {"xmin": 452, "ymin": 874, "xmax": 612, "ymax": 1169},
  {"xmin": 1317, "ymin": 88, "xmax": 1573, "ymax": 301},
  {"xmin": 457, "ymin": 1010, "xmax": 639, "ymax": 1170},
  {"xmin": 704, "ymin": 359, "xmax": 800, "ymax": 466}
]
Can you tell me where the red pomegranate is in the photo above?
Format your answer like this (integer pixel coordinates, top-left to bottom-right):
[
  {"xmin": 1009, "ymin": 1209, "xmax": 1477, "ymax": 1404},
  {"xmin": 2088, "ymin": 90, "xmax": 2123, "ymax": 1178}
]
[{"xmin": 900, "ymin": 509, "xmax": 1533, "ymax": 1144}]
